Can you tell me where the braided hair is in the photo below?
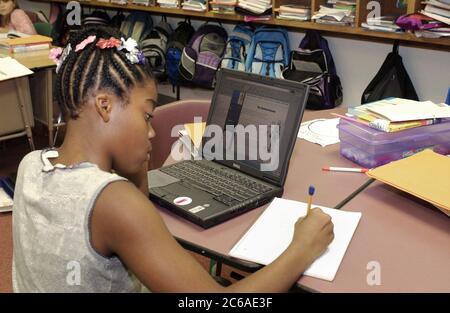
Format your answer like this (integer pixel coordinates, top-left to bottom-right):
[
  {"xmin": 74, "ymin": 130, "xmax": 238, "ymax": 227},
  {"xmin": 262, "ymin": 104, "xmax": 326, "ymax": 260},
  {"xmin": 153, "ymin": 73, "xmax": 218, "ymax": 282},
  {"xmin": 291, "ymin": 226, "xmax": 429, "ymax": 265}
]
[{"xmin": 54, "ymin": 26, "xmax": 154, "ymax": 119}]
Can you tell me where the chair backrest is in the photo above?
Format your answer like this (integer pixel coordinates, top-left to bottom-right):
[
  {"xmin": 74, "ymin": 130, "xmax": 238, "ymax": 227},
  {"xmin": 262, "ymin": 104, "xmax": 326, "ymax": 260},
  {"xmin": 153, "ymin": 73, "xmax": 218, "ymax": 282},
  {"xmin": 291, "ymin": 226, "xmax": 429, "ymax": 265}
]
[
  {"xmin": 149, "ymin": 99, "xmax": 210, "ymax": 169},
  {"xmin": 34, "ymin": 22, "xmax": 53, "ymax": 37}
]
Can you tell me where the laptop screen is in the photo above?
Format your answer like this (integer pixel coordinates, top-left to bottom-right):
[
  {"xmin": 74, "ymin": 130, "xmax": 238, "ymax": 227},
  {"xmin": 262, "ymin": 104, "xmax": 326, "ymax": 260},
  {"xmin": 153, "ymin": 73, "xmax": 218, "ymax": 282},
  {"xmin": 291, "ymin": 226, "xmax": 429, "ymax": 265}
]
[{"xmin": 202, "ymin": 69, "xmax": 308, "ymax": 185}]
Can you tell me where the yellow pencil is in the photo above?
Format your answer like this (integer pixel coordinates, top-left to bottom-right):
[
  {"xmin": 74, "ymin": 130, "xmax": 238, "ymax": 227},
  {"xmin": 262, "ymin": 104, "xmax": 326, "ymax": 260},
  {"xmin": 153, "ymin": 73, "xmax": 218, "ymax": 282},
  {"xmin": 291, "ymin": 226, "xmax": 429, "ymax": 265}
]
[{"xmin": 307, "ymin": 185, "xmax": 315, "ymax": 215}]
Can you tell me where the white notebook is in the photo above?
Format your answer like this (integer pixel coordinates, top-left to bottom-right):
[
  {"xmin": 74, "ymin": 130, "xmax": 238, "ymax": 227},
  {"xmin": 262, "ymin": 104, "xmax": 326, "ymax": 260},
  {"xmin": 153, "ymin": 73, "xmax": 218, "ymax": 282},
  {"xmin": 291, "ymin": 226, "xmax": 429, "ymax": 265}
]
[{"xmin": 229, "ymin": 197, "xmax": 362, "ymax": 281}]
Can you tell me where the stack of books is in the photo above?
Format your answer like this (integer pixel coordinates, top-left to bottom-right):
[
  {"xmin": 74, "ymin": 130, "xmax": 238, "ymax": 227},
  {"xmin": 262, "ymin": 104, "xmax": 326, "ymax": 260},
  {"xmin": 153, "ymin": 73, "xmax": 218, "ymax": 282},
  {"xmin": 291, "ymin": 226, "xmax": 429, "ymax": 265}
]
[
  {"xmin": 132, "ymin": 0, "xmax": 156, "ymax": 6},
  {"xmin": 312, "ymin": 0, "xmax": 356, "ymax": 27},
  {"xmin": 0, "ymin": 34, "xmax": 52, "ymax": 53},
  {"xmin": 209, "ymin": 0, "xmax": 236, "ymax": 14},
  {"xmin": 339, "ymin": 98, "xmax": 450, "ymax": 133},
  {"xmin": 157, "ymin": 0, "xmax": 179, "ymax": 8},
  {"xmin": 237, "ymin": 0, "xmax": 272, "ymax": 15},
  {"xmin": 361, "ymin": 16, "xmax": 402, "ymax": 33},
  {"xmin": 110, "ymin": 0, "xmax": 128, "ymax": 4},
  {"xmin": 182, "ymin": 0, "xmax": 207, "ymax": 11},
  {"xmin": 275, "ymin": 4, "xmax": 310, "ymax": 21},
  {"xmin": 418, "ymin": 0, "xmax": 450, "ymax": 38}
]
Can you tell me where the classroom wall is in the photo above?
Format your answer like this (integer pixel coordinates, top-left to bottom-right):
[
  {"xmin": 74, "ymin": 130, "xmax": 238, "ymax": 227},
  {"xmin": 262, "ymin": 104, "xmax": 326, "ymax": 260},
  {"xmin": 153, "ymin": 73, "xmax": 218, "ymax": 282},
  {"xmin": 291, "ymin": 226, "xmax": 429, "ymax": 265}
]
[{"xmin": 18, "ymin": 0, "xmax": 450, "ymax": 107}]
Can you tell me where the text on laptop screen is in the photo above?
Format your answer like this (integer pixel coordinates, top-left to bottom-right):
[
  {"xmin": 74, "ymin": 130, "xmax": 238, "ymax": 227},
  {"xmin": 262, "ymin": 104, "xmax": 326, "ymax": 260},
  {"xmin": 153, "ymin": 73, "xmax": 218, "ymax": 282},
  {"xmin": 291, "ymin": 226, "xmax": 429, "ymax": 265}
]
[{"xmin": 203, "ymin": 72, "xmax": 306, "ymax": 182}]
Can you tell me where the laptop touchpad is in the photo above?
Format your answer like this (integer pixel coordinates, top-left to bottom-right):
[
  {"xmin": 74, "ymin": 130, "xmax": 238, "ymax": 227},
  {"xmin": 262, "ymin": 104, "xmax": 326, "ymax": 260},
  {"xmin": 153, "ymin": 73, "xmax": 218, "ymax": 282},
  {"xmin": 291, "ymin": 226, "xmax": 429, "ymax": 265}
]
[{"xmin": 148, "ymin": 169, "xmax": 180, "ymax": 189}]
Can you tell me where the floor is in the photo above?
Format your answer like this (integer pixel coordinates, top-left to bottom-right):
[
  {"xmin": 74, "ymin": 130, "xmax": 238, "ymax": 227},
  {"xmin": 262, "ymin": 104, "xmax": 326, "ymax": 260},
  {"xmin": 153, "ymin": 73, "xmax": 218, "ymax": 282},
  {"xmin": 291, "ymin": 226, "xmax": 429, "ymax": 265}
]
[{"xmin": 0, "ymin": 85, "xmax": 245, "ymax": 293}]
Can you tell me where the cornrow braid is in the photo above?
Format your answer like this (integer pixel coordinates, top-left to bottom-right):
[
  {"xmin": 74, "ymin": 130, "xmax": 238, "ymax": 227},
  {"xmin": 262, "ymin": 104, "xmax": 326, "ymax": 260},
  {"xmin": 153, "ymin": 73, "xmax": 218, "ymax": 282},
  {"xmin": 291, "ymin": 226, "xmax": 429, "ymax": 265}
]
[{"xmin": 54, "ymin": 26, "xmax": 154, "ymax": 119}]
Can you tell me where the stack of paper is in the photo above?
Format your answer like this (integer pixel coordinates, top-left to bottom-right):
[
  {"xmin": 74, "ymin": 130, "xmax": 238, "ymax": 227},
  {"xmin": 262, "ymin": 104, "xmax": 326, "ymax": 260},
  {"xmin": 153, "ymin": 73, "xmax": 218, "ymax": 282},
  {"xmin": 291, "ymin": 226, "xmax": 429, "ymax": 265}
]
[
  {"xmin": 0, "ymin": 56, "xmax": 33, "ymax": 82},
  {"xmin": 229, "ymin": 197, "xmax": 362, "ymax": 281},
  {"xmin": 298, "ymin": 118, "xmax": 340, "ymax": 147},
  {"xmin": 275, "ymin": 4, "xmax": 310, "ymax": 21},
  {"xmin": 182, "ymin": 0, "xmax": 207, "ymax": 11},
  {"xmin": 367, "ymin": 149, "xmax": 450, "ymax": 216},
  {"xmin": 237, "ymin": 0, "xmax": 272, "ymax": 15},
  {"xmin": 347, "ymin": 98, "xmax": 450, "ymax": 133},
  {"xmin": 209, "ymin": 0, "xmax": 237, "ymax": 14},
  {"xmin": 362, "ymin": 16, "xmax": 402, "ymax": 33},
  {"xmin": 158, "ymin": 0, "xmax": 179, "ymax": 8},
  {"xmin": 312, "ymin": 1, "xmax": 356, "ymax": 27}
]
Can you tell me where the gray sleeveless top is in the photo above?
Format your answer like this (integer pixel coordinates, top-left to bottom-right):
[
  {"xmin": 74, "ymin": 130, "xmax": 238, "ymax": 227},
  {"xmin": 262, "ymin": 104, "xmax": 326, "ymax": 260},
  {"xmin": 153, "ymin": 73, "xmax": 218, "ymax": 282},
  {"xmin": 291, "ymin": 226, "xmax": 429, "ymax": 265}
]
[{"xmin": 12, "ymin": 149, "xmax": 145, "ymax": 292}]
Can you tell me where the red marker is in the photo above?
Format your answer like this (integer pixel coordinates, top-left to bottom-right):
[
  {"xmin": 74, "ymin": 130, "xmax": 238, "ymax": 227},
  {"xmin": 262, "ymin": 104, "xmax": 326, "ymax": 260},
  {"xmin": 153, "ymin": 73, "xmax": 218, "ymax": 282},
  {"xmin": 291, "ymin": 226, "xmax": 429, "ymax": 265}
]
[{"xmin": 322, "ymin": 167, "xmax": 369, "ymax": 173}]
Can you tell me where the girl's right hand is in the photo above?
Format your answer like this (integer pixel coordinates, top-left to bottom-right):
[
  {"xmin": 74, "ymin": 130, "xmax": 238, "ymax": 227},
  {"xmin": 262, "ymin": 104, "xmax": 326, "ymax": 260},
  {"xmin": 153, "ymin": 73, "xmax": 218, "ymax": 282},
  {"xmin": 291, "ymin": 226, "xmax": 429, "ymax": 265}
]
[{"xmin": 290, "ymin": 208, "xmax": 335, "ymax": 265}]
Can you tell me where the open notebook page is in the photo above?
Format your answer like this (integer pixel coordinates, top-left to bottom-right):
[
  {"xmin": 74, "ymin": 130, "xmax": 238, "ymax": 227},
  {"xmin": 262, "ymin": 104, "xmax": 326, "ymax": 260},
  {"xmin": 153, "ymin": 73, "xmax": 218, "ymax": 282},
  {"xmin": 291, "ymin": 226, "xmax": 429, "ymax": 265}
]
[{"xmin": 229, "ymin": 197, "xmax": 361, "ymax": 281}]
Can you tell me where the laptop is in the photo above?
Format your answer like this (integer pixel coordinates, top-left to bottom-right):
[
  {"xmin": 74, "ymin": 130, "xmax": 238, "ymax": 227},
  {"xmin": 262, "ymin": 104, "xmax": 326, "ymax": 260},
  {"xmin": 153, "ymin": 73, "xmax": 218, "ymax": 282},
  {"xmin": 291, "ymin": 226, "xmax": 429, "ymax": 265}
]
[{"xmin": 148, "ymin": 69, "xmax": 309, "ymax": 228}]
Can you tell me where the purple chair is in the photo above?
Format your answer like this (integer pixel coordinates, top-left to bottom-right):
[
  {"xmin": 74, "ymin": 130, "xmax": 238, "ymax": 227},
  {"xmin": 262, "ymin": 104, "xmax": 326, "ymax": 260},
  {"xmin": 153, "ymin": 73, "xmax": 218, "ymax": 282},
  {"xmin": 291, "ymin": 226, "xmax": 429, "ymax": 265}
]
[{"xmin": 149, "ymin": 99, "xmax": 211, "ymax": 170}]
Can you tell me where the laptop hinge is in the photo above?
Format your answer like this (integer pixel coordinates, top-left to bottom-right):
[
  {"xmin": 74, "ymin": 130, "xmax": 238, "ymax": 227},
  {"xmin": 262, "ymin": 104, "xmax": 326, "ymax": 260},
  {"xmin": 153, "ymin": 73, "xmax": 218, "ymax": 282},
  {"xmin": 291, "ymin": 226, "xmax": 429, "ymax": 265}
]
[{"xmin": 262, "ymin": 175, "xmax": 282, "ymax": 187}]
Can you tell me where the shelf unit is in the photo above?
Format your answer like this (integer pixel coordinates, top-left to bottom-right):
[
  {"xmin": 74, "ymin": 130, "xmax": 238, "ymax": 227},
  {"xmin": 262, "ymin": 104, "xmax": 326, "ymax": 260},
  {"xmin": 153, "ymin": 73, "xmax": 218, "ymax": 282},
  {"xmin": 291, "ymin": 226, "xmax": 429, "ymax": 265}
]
[{"xmin": 32, "ymin": 0, "xmax": 450, "ymax": 50}]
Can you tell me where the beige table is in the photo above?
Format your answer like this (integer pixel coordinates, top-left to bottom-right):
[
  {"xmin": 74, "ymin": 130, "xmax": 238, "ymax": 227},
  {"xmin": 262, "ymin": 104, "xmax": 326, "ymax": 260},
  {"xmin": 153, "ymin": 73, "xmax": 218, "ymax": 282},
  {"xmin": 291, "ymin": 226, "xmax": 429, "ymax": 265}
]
[
  {"xmin": 4, "ymin": 49, "xmax": 58, "ymax": 146},
  {"xmin": 299, "ymin": 181, "xmax": 449, "ymax": 293},
  {"xmin": 156, "ymin": 108, "xmax": 373, "ymax": 274}
]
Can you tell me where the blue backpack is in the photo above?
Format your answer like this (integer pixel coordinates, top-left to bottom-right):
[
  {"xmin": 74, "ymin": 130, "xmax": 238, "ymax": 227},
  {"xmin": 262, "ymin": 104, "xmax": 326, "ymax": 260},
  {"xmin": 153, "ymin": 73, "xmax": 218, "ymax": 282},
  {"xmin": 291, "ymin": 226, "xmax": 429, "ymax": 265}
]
[
  {"xmin": 165, "ymin": 21, "xmax": 195, "ymax": 87},
  {"xmin": 221, "ymin": 24, "xmax": 254, "ymax": 71},
  {"xmin": 179, "ymin": 23, "xmax": 228, "ymax": 89},
  {"xmin": 245, "ymin": 27, "xmax": 290, "ymax": 78}
]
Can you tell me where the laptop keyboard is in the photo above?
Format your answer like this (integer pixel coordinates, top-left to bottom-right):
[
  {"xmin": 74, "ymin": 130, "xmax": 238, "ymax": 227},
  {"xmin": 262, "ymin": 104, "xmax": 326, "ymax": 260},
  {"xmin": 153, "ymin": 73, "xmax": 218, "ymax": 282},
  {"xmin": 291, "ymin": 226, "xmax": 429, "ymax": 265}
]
[{"xmin": 160, "ymin": 161, "xmax": 272, "ymax": 206}]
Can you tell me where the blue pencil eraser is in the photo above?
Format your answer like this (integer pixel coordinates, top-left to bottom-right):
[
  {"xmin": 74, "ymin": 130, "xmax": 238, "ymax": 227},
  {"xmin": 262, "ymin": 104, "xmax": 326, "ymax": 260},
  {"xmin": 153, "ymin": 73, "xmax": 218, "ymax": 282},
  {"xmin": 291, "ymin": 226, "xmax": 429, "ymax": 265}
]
[{"xmin": 308, "ymin": 185, "xmax": 315, "ymax": 196}]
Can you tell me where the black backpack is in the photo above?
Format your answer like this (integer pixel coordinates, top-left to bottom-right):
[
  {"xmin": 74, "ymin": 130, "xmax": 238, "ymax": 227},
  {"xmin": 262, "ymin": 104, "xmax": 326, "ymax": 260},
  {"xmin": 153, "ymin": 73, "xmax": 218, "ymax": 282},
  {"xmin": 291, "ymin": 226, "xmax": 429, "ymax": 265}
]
[
  {"xmin": 361, "ymin": 41, "xmax": 419, "ymax": 104},
  {"xmin": 282, "ymin": 30, "xmax": 343, "ymax": 110}
]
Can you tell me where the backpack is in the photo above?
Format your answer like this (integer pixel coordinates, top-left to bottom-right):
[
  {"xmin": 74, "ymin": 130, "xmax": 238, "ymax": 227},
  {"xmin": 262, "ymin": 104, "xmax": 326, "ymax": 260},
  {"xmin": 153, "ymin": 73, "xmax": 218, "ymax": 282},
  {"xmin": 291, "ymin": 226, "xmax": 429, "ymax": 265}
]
[
  {"xmin": 166, "ymin": 21, "xmax": 195, "ymax": 87},
  {"xmin": 282, "ymin": 30, "xmax": 343, "ymax": 110},
  {"xmin": 245, "ymin": 26, "xmax": 290, "ymax": 78},
  {"xmin": 141, "ymin": 17, "xmax": 173, "ymax": 80},
  {"xmin": 110, "ymin": 11, "xmax": 126, "ymax": 29},
  {"xmin": 221, "ymin": 24, "xmax": 254, "ymax": 71},
  {"xmin": 179, "ymin": 23, "xmax": 228, "ymax": 89},
  {"xmin": 83, "ymin": 10, "xmax": 111, "ymax": 27},
  {"xmin": 120, "ymin": 12, "xmax": 153, "ymax": 43},
  {"xmin": 361, "ymin": 41, "xmax": 418, "ymax": 104}
]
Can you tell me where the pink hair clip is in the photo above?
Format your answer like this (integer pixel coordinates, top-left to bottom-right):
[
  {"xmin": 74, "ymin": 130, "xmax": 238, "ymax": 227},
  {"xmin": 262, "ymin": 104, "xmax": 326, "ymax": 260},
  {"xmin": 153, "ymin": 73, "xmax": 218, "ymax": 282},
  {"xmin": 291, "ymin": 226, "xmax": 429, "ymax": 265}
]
[
  {"xmin": 96, "ymin": 37, "xmax": 121, "ymax": 49},
  {"xmin": 75, "ymin": 35, "xmax": 96, "ymax": 52}
]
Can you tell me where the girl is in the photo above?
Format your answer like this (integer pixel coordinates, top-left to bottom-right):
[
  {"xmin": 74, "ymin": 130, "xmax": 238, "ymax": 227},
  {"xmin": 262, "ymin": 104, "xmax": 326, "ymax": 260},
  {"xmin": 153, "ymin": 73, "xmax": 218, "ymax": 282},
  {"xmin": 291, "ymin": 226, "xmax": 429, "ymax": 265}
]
[
  {"xmin": 12, "ymin": 26, "xmax": 334, "ymax": 292},
  {"xmin": 0, "ymin": 0, "xmax": 36, "ymax": 35}
]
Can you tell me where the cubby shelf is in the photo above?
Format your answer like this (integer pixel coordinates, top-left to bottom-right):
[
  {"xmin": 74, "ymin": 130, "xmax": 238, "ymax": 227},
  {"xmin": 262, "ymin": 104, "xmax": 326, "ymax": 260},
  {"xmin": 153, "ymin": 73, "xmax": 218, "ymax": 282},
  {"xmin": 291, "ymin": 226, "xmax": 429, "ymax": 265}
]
[{"xmin": 33, "ymin": 0, "xmax": 450, "ymax": 50}]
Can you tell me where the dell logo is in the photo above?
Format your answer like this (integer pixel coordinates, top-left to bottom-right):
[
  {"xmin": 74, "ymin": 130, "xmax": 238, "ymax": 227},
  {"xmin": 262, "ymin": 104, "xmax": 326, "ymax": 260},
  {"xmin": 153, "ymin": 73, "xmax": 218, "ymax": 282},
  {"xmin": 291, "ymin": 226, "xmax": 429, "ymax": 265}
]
[{"xmin": 233, "ymin": 163, "xmax": 240, "ymax": 169}]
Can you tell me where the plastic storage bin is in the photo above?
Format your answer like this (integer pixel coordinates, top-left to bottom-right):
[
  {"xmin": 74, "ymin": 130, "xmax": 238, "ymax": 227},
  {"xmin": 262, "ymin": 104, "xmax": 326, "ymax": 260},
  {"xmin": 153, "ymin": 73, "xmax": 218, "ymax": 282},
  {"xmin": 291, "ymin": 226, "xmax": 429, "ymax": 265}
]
[{"xmin": 338, "ymin": 119, "xmax": 450, "ymax": 168}]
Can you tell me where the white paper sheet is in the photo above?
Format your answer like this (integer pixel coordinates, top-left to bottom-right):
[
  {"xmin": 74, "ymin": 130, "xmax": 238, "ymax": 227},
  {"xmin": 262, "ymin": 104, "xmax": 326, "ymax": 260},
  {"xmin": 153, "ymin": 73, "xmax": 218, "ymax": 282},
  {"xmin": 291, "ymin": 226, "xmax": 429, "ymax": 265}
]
[
  {"xmin": 0, "ymin": 56, "xmax": 33, "ymax": 81},
  {"xmin": 229, "ymin": 197, "xmax": 362, "ymax": 281},
  {"xmin": 297, "ymin": 118, "xmax": 340, "ymax": 147}
]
